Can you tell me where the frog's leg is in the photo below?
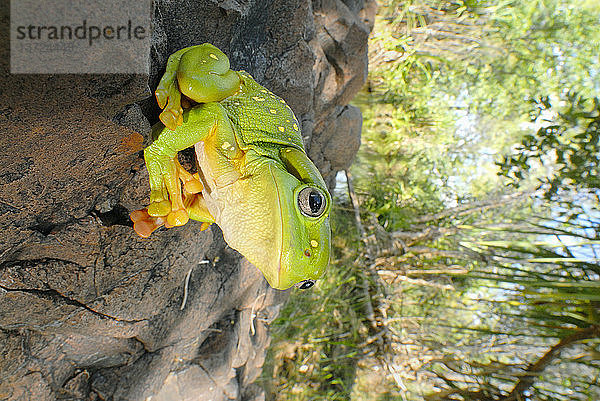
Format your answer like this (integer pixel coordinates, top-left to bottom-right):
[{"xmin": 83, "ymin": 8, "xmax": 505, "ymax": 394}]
[
  {"xmin": 155, "ymin": 46, "xmax": 195, "ymax": 130},
  {"xmin": 176, "ymin": 160, "xmax": 215, "ymax": 227},
  {"xmin": 155, "ymin": 43, "xmax": 242, "ymax": 130},
  {"xmin": 133, "ymin": 102, "xmax": 239, "ymax": 236}
]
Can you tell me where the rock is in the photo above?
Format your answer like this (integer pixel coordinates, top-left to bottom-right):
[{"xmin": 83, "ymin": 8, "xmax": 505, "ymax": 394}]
[
  {"xmin": 313, "ymin": 104, "xmax": 364, "ymax": 188},
  {"xmin": 0, "ymin": 0, "xmax": 374, "ymax": 400}
]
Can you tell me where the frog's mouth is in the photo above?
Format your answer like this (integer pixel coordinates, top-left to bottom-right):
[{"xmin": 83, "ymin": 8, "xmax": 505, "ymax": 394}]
[
  {"xmin": 262, "ymin": 159, "xmax": 306, "ymax": 290},
  {"xmin": 269, "ymin": 163, "xmax": 286, "ymax": 288},
  {"xmin": 265, "ymin": 149, "xmax": 330, "ymax": 290}
]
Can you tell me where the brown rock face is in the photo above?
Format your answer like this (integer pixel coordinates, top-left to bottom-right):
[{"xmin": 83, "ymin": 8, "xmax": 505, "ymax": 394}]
[{"xmin": 0, "ymin": 1, "xmax": 374, "ymax": 400}]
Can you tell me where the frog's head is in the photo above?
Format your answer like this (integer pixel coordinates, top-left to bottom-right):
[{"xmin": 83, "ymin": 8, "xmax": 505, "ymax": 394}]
[
  {"xmin": 271, "ymin": 147, "xmax": 332, "ymax": 290},
  {"xmin": 217, "ymin": 147, "xmax": 331, "ymax": 290}
]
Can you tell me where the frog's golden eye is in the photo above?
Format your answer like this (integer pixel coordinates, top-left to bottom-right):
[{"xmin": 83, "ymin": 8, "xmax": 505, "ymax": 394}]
[
  {"xmin": 298, "ymin": 187, "xmax": 327, "ymax": 217},
  {"xmin": 296, "ymin": 279, "xmax": 315, "ymax": 290}
]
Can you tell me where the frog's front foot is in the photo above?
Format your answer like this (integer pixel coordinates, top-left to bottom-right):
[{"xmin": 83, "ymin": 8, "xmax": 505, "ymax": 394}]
[
  {"xmin": 131, "ymin": 204, "xmax": 189, "ymax": 238},
  {"xmin": 132, "ymin": 199, "xmax": 189, "ymax": 238},
  {"xmin": 136, "ymin": 156, "xmax": 207, "ymax": 238},
  {"xmin": 147, "ymin": 190, "xmax": 190, "ymax": 229}
]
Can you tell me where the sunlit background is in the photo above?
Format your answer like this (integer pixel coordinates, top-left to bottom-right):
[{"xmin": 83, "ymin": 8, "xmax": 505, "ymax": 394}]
[{"xmin": 261, "ymin": 1, "xmax": 600, "ymax": 400}]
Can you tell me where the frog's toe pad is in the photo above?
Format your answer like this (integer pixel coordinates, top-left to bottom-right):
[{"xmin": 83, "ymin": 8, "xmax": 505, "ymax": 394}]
[
  {"xmin": 131, "ymin": 209, "xmax": 166, "ymax": 238},
  {"xmin": 184, "ymin": 179, "xmax": 203, "ymax": 194},
  {"xmin": 148, "ymin": 200, "xmax": 172, "ymax": 217},
  {"xmin": 167, "ymin": 209, "xmax": 189, "ymax": 227}
]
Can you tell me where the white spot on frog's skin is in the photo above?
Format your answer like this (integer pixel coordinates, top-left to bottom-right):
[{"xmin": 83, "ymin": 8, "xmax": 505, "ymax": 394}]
[
  {"xmin": 293, "ymin": 123, "xmax": 299, "ymax": 131},
  {"xmin": 269, "ymin": 109, "xmax": 277, "ymax": 114},
  {"xmin": 209, "ymin": 53, "xmax": 219, "ymax": 60},
  {"xmin": 221, "ymin": 141, "xmax": 231, "ymax": 150},
  {"xmin": 310, "ymin": 240, "xmax": 319, "ymax": 248},
  {"xmin": 280, "ymin": 99, "xmax": 285, "ymax": 103},
  {"xmin": 234, "ymin": 102, "xmax": 240, "ymax": 106},
  {"xmin": 252, "ymin": 96, "xmax": 265, "ymax": 102},
  {"xmin": 278, "ymin": 126, "xmax": 285, "ymax": 132}
]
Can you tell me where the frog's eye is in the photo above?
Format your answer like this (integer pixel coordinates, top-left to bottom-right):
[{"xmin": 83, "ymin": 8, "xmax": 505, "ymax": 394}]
[
  {"xmin": 296, "ymin": 279, "xmax": 315, "ymax": 290},
  {"xmin": 298, "ymin": 187, "xmax": 327, "ymax": 217}
]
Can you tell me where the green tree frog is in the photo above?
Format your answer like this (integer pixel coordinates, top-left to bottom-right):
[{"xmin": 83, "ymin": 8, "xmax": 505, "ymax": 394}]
[{"xmin": 130, "ymin": 43, "xmax": 332, "ymax": 290}]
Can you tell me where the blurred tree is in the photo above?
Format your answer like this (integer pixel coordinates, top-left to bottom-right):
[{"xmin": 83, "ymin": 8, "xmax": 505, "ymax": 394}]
[{"xmin": 498, "ymin": 93, "xmax": 600, "ymax": 203}]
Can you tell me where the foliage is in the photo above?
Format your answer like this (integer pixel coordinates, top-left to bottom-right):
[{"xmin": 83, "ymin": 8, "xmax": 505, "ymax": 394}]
[
  {"xmin": 263, "ymin": 1, "xmax": 600, "ymax": 400},
  {"xmin": 409, "ymin": 207, "xmax": 600, "ymax": 400},
  {"xmin": 498, "ymin": 93, "xmax": 600, "ymax": 202}
]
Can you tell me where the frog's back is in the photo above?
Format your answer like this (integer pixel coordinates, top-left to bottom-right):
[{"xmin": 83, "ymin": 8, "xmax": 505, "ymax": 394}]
[{"xmin": 221, "ymin": 71, "xmax": 305, "ymax": 151}]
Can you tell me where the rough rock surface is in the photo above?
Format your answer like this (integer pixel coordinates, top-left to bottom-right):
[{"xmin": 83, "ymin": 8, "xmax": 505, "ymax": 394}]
[{"xmin": 0, "ymin": 0, "xmax": 374, "ymax": 400}]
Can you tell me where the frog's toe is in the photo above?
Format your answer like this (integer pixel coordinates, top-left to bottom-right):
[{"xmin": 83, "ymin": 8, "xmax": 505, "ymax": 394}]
[
  {"xmin": 177, "ymin": 163, "xmax": 204, "ymax": 194},
  {"xmin": 148, "ymin": 199, "xmax": 172, "ymax": 217},
  {"xmin": 130, "ymin": 209, "xmax": 147, "ymax": 222},
  {"xmin": 155, "ymin": 88, "xmax": 169, "ymax": 109},
  {"xmin": 134, "ymin": 219, "xmax": 160, "ymax": 238},
  {"xmin": 130, "ymin": 208, "xmax": 166, "ymax": 238},
  {"xmin": 183, "ymin": 178, "xmax": 203, "ymax": 194},
  {"xmin": 159, "ymin": 108, "xmax": 184, "ymax": 131},
  {"xmin": 166, "ymin": 208, "xmax": 189, "ymax": 227}
]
